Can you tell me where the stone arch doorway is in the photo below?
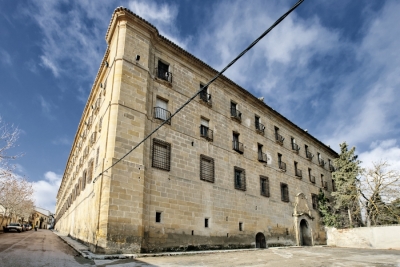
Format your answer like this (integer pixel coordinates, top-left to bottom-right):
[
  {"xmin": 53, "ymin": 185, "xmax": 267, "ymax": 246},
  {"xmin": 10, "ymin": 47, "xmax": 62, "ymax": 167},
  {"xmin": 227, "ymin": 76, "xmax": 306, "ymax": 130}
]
[
  {"xmin": 299, "ymin": 219, "xmax": 312, "ymax": 246},
  {"xmin": 255, "ymin": 232, "xmax": 266, "ymax": 248}
]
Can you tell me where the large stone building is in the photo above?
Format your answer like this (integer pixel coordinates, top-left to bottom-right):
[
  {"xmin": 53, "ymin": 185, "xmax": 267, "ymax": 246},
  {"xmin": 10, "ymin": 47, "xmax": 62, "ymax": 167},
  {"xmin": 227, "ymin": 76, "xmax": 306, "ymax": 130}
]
[{"xmin": 55, "ymin": 7, "xmax": 338, "ymax": 254}]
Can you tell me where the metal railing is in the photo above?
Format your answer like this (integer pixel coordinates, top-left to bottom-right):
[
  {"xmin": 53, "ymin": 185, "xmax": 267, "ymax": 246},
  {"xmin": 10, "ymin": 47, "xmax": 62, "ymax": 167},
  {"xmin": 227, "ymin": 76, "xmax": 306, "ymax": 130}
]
[
  {"xmin": 200, "ymin": 92, "xmax": 212, "ymax": 105},
  {"xmin": 154, "ymin": 107, "xmax": 171, "ymax": 124},
  {"xmin": 306, "ymin": 151, "xmax": 313, "ymax": 160},
  {"xmin": 329, "ymin": 164, "xmax": 335, "ymax": 172},
  {"xmin": 231, "ymin": 108, "xmax": 242, "ymax": 121},
  {"xmin": 319, "ymin": 158, "xmax": 325, "ymax": 167},
  {"xmin": 292, "ymin": 143, "xmax": 300, "ymax": 152},
  {"xmin": 279, "ymin": 161, "xmax": 286, "ymax": 171},
  {"xmin": 255, "ymin": 122, "xmax": 265, "ymax": 133},
  {"xmin": 295, "ymin": 169, "xmax": 302, "ymax": 178},
  {"xmin": 309, "ymin": 175, "xmax": 315, "ymax": 183},
  {"xmin": 200, "ymin": 125, "xmax": 213, "ymax": 141},
  {"xmin": 258, "ymin": 152, "xmax": 268, "ymax": 163},
  {"xmin": 156, "ymin": 68, "xmax": 172, "ymax": 83},
  {"xmin": 275, "ymin": 133, "xmax": 284, "ymax": 144},
  {"xmin": 232, "ymin": 140, "xmax": 244, "ymax": 153}
]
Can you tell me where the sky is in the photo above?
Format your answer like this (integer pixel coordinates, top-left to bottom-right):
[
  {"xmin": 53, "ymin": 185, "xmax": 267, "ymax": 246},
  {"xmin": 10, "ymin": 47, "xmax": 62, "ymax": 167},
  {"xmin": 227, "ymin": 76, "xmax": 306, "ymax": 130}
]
[{"xmin": 1, "ymin": 0, "xmax": 400, "ymax": 213}]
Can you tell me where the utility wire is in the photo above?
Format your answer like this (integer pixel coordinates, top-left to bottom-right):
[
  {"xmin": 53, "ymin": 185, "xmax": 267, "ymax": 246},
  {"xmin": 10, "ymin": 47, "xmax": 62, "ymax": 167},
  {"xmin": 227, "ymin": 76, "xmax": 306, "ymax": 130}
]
[{"xmin": 93, "ymin": 0, "xmax": 304, "ymax": 184}]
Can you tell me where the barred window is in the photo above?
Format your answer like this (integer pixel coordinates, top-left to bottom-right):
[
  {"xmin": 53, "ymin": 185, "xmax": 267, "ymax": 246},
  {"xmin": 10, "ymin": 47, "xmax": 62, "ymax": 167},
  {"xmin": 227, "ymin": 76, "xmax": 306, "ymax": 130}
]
[
  {"xmin": 260, "ymin": 176, "xmax": 269, "ymax": 197},
  {"xmin": 311, "ymin": 194, "xmax": 318, "ymax": 210},
  {"xmin": 200, "ymin": 155, "xmax": 214, "ymax": 183},
  {"xmin": 234, "ymin": 167, "xmax": 246, "ymax": 191},
  {"xmin": 152, "ymin": 139, "xmax": 171, "ymax": 171},
  {"xmin": 280, "ymin": 183, "xmax": 289, "ymax": 202}
]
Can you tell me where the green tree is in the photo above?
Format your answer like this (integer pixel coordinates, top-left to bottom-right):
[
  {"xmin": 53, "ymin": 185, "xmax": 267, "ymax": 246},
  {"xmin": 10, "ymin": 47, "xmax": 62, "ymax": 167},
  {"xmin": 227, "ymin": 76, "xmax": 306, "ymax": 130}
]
[
  {"xmin": 318, "ymin": 189, "xmax": 339, "ymax": 227},
  {"xmin": 330, "ymin": 142, "xmax": 362, "ymax": 227}
]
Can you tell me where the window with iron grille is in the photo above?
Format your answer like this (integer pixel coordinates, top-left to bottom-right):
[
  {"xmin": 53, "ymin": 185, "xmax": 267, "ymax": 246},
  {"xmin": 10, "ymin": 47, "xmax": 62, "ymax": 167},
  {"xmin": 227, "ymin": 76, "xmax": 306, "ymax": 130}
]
[
  {"xmin": 311, "ymin": 194, "xmax": 318, "ymax": 210},
  {"xmin": 152, "ymin": 139, "xmax": 171, "ymax": 171},
  {"xmin": 260, "ymin": 176, "xmax": 269, "ymax": 197},
  {"xmin": 199, "ymin": 84, "xmax": 211, "ymax": 105},
  {"xmin": 155, "ymin": 98, "xmax": 171, "ymax": 124},
  {"xmin": 230, "ymin": 102, "xmax": 241, "ymax": 120},
  {"xmin": 200, "ymin": 155, "xmax": 214, "ymax": 183},
  {"xmin": 234, "ymin": 167, "xmax": 246, "ymax": 191},
  {"xmin": 280, "ymin": 183, "xmax": 289, "ymax": 202}
]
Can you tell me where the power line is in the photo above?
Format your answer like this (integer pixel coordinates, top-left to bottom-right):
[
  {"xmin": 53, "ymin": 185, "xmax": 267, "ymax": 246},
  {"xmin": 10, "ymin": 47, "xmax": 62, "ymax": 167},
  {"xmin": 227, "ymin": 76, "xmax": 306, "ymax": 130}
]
[{"xmin": 93, "ymin": 0, "xmax": 304, "ymax": 184}]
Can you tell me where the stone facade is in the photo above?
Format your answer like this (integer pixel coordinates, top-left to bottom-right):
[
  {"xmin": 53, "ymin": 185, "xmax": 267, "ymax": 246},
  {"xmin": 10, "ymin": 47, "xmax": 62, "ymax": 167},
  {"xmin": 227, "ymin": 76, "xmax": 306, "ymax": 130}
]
[{"xmin": 55, "ymin": 7, "xmax": 338, "ymax": 254}]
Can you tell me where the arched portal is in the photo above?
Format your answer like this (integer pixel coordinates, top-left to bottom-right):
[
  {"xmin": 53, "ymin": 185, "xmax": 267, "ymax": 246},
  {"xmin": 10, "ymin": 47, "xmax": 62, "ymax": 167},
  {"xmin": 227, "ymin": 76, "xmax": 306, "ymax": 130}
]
[
  {"xmin": 255, "ymin": 232, "xmax": 266, "ymax": 248},
  {"xmin": 299, "ymin": 219, "xmax": 312, "ymax": 246}
]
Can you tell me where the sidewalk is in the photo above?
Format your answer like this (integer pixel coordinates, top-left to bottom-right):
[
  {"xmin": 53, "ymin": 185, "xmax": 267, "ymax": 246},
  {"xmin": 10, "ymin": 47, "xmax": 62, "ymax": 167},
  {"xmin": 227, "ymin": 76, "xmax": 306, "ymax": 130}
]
[{"xmin": 52, "ymin": 231, "xmax": 263, "ymax": 260}]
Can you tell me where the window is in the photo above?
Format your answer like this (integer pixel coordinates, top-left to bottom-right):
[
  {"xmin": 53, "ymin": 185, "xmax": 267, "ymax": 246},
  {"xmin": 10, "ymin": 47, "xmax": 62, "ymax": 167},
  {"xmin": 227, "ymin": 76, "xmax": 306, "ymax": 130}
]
[
  {"xmin": 95, "ymin": 147, "xmax": 100, "ymax": 166},
  {"xmin": 280, "ymin": 183, "xmax": 289, "ymax": 202},
  {"xmin": 200, "ymin": 155, "xmax": 214, "ymax": 183},
  {"xmin": 82, "ymin": 172, "xmax": 87, "ymax": 191},
  {"xmin": 278, "ymin": 153, "xmax": 286, "ymax": 171},
  {"xmin": 320, "ymin": 174, "xmax": 324, "ymax": 186},
  {"xmin": 294, "ymin": 161, "xmax": 302, "ymax": 178},
  {"xmin": 305, "ymin": 145, "xmax": 313, "ymax": 160},
  {"xmin": 234, "ymin": 167, "xmax": 246, "ymax": 191},
  {"xmin": 291, "ymin": 137, "xmax": 299, "ymax": 152},
  {"xmin": 260, "ymin": 176, "xmax": 269, "ymax": 197},
  {"xmin": 157, "ymin": 60, "xmax": 171, "ymax": 82},
  {"xmin": 152, "ymin": 139, "xmax": 171, "ymax": 171},
  {"xmin": 199, "ymin": 84, "xmax": 211, "ymax": 105},
  {"xmin": 232, "ymin": 132, "xmax": 243, "ymax": 153},
  {"xmin": 258, "ymin": 144, "xmax": 267, "ymax": 162},
  {"xmin": 230, "ymin": 102, "xmax": 241, "ymax": 120},
  {"xmin": 318, "ymin": 153, "xmax": 325, "ymax": 166},
  {"xmin": 332, "ymin": 180, "xmax": 336, "ymax": 192},
  {"xmin": 255, "ymin": 116, "xmax": 264, "ymax": 133},
  {"xmin": 239, "ymin": 222, "xmax": 243, "ymax": 231},
  {"xmin": 311, "ymin": 194, "xmax": 318, "ymax": 210},
  {"xmin": 275, "ymin": 127, "xmax": 284, "ymax": 144},
  {"xmin": 87, "ymin": 160, "xmax": 94, "ymax": 184},
  {"xmin": 200, "ymin": 118, "xmax": 213, "ymax": 140},
  {"xmin": 155, "ymin": 98, "xmax": 171, "ymax": 124},
  {"xmin": 205, "ymin": 218, "xmax": 209, "ymax": 228},
  {"xmin": 156, "ymin": 212, "xmax": 162, "ymax": 223},
  {"xmin": 309, "ymin": 168, "xmax": 315, "ymax": 183}
]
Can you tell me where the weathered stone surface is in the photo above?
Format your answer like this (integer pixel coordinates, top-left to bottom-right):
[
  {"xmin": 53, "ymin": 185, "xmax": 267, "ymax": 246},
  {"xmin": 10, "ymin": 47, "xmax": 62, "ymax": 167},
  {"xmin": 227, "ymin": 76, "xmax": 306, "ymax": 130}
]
[{"xmin": 54, "ymin": 7, "xmax": 337, "ymax": 254}]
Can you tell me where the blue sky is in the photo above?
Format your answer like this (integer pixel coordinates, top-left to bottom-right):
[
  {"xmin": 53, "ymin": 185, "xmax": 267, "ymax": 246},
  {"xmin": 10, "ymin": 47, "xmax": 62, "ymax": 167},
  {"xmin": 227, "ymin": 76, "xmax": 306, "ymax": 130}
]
[{"xmin": 1, "ymin": 0, "xmax": 400, "ymax": 212}]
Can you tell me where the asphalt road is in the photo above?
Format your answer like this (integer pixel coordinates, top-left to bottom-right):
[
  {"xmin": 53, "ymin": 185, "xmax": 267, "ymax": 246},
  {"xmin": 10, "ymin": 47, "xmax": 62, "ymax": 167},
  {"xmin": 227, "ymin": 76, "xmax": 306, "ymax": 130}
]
[
  {"xmin": 1, "ymin": 230, "xmax": 400, "ymax": 266},
  {"xmin": 0, "ymin": 229, "xmax": 93, "ymax": 266}
]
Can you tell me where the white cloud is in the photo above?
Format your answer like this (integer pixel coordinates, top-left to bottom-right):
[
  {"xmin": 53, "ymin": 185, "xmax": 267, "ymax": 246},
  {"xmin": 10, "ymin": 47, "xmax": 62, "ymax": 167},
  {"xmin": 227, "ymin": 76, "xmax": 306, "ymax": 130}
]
[
  {"xmin": 0, "ymin": 48, "xmax": 12, "ymax": 66},
  {"xmin": 32, "ymin": 171, "xmax": 62, "ymax": 213},
  {"xmin": 359, "ymin": 139, "xmax": 400, "ymax": 171},
  {"xmin": 38, "ymin": 95, "xmax": 55, "ymax": 120}
]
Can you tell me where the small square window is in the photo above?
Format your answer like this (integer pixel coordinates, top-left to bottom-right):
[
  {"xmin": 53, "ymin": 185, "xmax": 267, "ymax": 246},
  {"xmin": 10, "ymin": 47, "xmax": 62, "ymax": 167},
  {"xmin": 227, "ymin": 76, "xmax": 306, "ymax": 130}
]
[
  {"xmin": 156, "ymin": 212, "xmax": 162, "ymax": 223},
  {"xmin": 280, "ymin": 183, "xmax": 289, "ymax": 202},
  {"xmin": 205, "ymin": 218, "xmax": 209, "ymax": 228},
  {"xmin": 239, "ymin": 222, "xmax": 243, "ymax": 231}
]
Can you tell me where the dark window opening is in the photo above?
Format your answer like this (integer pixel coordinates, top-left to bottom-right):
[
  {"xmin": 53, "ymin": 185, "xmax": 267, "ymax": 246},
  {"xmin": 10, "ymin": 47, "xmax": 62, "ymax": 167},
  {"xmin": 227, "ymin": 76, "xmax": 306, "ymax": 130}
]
[
  {"xmin": 230, "ymin": 102, "xmax": 241, "ymax": 120},
  {"xmin": 205, "ymin": 218, "xmax": 209, "ymax": 228},
  {"xmin": 278, "ymin": 153, "xmax": 286, "ymax": 171},
  {"xmin": 258, "ymin": 144, "xmax": 267, "ymax": 162},
  {"xmin": 260, "ymin": 176, "xmax": 270, "ymax": 197},
  {"xmin": 275, "ymin": 126, "xmax": 284, "ymax": 144},
  {"xmin": 281, "ymin": 183, "xmax": 289, "ymax": 202},
  {"xmin": 157, "ymin": 60, "xmax": 172, "ymax": 82},
  {"xmin": 156, "ymin": 212, "xmax": 162, "ymax": 223},
  {"xmin": 199, "ymin": 84, "xmax": 212, "ymax": 105},
  {"xmin": 234, "ymin": 167, "xmax": 246, "ymax": 191},
  {"xmin": 255, "ymin": 116, "xmax": 265, "ymax": 133},
  {"xmin": 311, "ymin": 194, "xmax": 318, "ymax": 210},
  {"xmin": 239, "ymin": 222, "xmax": 243, "ymax": 231}
]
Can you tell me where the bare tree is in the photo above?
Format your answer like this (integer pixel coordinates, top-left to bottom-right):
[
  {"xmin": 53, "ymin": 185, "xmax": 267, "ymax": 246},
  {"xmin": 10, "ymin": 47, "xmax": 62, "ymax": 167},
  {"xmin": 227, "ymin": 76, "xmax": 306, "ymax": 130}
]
[
  {"xmin": 0, "ymin": 117, "xmax": 33, "ymax": 225},
  {"xmin": 359, "ymin": 161, "xmax": 400, "ymax": 226}
]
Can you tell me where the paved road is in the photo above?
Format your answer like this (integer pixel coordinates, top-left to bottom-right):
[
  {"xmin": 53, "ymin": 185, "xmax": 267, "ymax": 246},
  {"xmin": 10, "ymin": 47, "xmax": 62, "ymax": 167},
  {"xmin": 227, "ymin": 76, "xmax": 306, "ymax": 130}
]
[
  {"xmin": 0, "ymin": 229, "xmax": 93, "ymax": 266},
  {"xmin": 1, "ymin": 230, "xmax": 400, "ymax": 266}
]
